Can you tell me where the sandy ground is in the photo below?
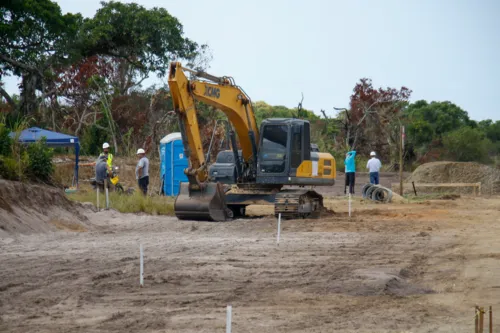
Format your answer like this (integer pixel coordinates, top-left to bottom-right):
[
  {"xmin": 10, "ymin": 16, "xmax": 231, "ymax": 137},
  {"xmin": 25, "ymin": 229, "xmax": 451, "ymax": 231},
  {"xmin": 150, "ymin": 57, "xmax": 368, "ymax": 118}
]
[{"xmin": 1, "ymin": 182, "xmax": 500, "ymax": 332}]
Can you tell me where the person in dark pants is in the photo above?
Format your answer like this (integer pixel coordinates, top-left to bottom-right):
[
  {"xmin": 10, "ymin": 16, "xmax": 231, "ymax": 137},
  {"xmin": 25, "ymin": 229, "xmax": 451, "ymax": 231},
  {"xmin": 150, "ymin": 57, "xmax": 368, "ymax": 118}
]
[
  {"xmin": 366, "ymin": 151, "xmax": 382, "ymax": 185},
  {"xmin": 344, "ymin": 150, "xmax": 356, "ymax": 194},
  {"xmin": 135, "ymin": 148, "xmax": 149, "ymax": 195},
  {"xmin": 95, "ymin": 155, "xmax": 109, "ymax": 191}
]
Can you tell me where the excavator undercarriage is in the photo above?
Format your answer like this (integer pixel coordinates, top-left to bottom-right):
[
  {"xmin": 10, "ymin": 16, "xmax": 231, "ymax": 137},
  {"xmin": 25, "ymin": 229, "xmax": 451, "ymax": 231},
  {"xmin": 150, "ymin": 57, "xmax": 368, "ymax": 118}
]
[{"xmin": 174, "ymin": 183, "xmax": 326, "ymax": 221}]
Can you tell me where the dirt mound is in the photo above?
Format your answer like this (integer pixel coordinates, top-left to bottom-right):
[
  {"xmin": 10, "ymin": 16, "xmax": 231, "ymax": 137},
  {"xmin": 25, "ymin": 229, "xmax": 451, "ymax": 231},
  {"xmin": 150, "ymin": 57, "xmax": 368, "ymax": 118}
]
[
  {"xmin": 406, "ymin": 161, "xmax": 500, "ymax": 195},
  {"xmin": 0, "ymin": 180, "xmax": 90, "ymax": 236},
  {"xmin": 350, "ymin": 269, "xmax": 434, "ymax": 297},
  {"xmin": 390, "ymin": 192, "xmax": 407, "ymax": 203}
]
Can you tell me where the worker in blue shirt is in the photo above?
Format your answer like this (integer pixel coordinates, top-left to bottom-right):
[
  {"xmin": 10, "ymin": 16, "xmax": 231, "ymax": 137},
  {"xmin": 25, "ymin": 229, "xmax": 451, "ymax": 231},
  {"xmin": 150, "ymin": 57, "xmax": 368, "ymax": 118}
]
[{"xmin": 344, "ymin": 150, "xmax": 356, "ymax": 195}]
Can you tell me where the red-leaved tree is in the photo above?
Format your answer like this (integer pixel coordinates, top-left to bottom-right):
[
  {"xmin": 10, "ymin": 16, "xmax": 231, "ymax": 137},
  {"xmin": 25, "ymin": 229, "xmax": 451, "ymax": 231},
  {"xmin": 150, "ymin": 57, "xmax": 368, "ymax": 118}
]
[
  {"xmin": 55, "ymin": 56, "xmax": 113, "ymax": 135},
  {"xmin": 339, "ymin": 78, "xmax": 411, "ymax": 162}
]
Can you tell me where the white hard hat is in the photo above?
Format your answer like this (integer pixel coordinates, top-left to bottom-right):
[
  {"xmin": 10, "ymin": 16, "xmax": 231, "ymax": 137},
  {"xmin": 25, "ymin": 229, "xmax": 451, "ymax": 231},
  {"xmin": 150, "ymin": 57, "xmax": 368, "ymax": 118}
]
[
  {"xmin": 102, "ymin": 142, "xmax": 110, "ymax": 149},
  {"xmin": 370, "ymin": 151, "xmax": 376, "ymax": 156},
  {"xmin": 137, "ymin": 148, "xmax": 145, "ymax": 155}
]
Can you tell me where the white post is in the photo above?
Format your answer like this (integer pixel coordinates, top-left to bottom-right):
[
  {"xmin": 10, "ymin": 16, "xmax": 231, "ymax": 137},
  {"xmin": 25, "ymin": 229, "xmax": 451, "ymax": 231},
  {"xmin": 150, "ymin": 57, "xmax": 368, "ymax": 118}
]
[
  {"xmin": 96, "ymin": 186, "xmax": 100, "ymax": 212},
  {"xmin": 140, "ymin": 244, "xmax": 144, "ymax": 287},
  {"xmin": 226, "ymin": 305, "xmax": 232, "ymax": 333},
  {"xmin": 277, "ymin": 213, "xmax": 282, "ymax": 245},
  {"xmin": 348, "ymin": 193, "xmax": 352, "ymax": 218},
  {"xmin": 105, "ymin": 179, "xmax": 109, "ymax": 210}
]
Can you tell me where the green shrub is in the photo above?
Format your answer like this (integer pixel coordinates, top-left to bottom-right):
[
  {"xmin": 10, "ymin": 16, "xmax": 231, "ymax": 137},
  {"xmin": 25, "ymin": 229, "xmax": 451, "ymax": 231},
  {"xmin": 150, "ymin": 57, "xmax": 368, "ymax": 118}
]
[
  {"xmin": 0, "ymin": 123, "xmax": 11, "ymax": 157},
  {"xmin": 0, "ymin": 151, "xmax": 29, "ymax": 181},
  {"xmin": 0, "ymin": 116, "xmax": 54, "ymax": 182},
  {"xmin": 26, "ymin": 137, "xmax": 54, "ymax": 182},
  {"xmin": 442, "ymin": 126, "xmax": 491, "ymax": 163}
]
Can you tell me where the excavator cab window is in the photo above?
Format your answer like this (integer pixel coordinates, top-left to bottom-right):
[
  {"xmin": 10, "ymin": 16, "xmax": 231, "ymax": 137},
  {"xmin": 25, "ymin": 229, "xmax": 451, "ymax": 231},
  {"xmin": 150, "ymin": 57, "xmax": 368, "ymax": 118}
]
[
  {"xmin": 291, "ymin": 124, "xmax": 302, "ymax": 168},
  {"xmin": 259, "ymin": 124, "xmax": 288, "ymax": 173},
  {"xmin": 303, "ymin": 122, "xmax": 311, "ymax": 161},
  {"xmin": 290, "ymin": 122, "xmax": 310, "ymax": 172}
]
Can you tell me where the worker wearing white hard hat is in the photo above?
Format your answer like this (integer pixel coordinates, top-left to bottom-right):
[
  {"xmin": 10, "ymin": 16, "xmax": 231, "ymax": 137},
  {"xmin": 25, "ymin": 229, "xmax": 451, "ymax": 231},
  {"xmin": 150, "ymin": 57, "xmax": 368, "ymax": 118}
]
[
  {"xmin": 99, "ymin": 142, "xmax": 113, "ymax": 171},
  {"xmin": 136, "ymin": 148, "xmax": 149, "ymax": 195},
  {"xmin": 366, "ymin": 151, "xmax": 382, "ymax": 185}
]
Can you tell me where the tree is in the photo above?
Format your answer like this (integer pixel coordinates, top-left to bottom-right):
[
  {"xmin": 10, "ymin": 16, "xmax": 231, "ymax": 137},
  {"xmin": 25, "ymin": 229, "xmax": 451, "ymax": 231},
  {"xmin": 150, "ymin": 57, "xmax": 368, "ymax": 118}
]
[
  {"xmin": 405, "ymin": 100, "xmax": 471, "ymax": 138},
  {"xmin": 0, "ymin": 0, "xmax": 83, "ymax": 115},
  {"xmin": 338, "ymin": 78, "xmax": 411, "ymax": 161},
  {"xmin": 442, "ymin": 127, "xmax": 491, "ymax": 163},
  {"xmin": 479, "ymin": 120, "xmax": 500, "ymax": 142},
  {"xmin": 253, "ymin": 101, "xmax": 318, "ymax": 126},
  {"xmin": 82, "ymin": 1, "xmax": 209, "ymax": 78},
  {"xmin": 406, "ymin": 118, "xmax": 434, "ymax": 147},
  {"xmin": 1, "ymin": 0, "xmax": 210, "ymax": 117},
  {"xmin": 477, "ymin": 119, "xmax": 500, "ymax": 155},
  {"xmin": 55, "ymin": 56, "xmax": 113, "ymax": 135}
]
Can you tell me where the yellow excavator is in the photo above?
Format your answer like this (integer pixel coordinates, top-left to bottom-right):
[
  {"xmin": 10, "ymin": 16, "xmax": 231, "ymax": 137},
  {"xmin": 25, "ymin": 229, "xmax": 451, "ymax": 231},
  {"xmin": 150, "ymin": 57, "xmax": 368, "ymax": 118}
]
[{"xmin": 168, "ymin": 62, "xmax": 336, "ymax": 221}]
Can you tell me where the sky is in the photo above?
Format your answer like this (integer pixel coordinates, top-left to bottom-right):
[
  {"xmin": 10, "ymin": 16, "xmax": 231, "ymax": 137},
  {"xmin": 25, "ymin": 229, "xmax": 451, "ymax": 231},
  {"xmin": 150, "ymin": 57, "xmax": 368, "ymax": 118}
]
[{"xmin": 3, "ymin": 0, "xmax": 500, "ymax": 121}]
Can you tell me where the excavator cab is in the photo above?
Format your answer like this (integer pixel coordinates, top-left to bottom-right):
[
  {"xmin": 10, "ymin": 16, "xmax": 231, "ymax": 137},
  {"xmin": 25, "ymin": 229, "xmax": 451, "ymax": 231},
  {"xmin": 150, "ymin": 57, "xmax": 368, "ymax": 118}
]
[
  {"xmin": 256, "ymin": 118, "xmax": 311, "ymax": 183},
  {"xmin": 209, "ymin": 117, "xmax": 335, "ymax": 188}
]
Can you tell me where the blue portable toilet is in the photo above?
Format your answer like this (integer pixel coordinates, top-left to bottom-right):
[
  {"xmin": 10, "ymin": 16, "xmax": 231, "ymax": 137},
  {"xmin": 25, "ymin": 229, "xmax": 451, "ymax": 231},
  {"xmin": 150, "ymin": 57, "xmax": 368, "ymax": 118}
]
[{"xmin": 160, "ymin": 133, "xmax": 188, "ymax": 196}]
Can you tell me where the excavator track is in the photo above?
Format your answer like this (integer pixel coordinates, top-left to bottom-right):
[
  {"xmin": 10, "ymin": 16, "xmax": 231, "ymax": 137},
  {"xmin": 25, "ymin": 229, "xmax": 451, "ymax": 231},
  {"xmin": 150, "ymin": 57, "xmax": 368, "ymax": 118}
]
[{"xmin": 274, "ymin": 189, "xmax": 324, "ymax": 219}]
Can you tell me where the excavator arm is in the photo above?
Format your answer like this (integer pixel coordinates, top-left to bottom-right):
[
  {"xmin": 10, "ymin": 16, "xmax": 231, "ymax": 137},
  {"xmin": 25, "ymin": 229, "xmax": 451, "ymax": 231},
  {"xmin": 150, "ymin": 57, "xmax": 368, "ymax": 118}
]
[
  {"xmin": 167, "ymin": 62, "xmax": 259, "ymax": 221},
  {"xmin": 168, "ymin": 62, "xmax": 259, "ymax": 185}
]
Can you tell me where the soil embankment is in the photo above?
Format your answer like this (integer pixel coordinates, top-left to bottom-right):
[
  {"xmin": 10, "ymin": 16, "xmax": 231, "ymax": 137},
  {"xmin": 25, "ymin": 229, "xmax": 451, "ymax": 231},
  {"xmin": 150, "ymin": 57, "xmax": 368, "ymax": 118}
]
[
  {"xmin": 0, "ymin": 180, "xmax": 90, "ymax": 235},
  {"xmin": 406, "ymin": 161, "xmax": 500, "ymax": 195}
]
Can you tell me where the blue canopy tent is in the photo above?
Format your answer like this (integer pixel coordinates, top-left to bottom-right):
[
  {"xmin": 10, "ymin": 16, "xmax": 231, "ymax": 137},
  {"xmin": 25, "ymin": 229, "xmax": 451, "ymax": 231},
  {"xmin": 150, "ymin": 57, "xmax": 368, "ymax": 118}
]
[{"xmin": 10, "ymin": 127, "xmax": 80, "ymax": 187}]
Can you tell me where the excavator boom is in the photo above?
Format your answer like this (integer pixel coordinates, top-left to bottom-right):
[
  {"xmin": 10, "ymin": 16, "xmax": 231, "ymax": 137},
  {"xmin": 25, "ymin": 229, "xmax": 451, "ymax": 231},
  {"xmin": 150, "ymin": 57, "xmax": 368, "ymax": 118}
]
[{"xmin": 168, "ymin": 62, "xmax": 260, "ymax": 221}]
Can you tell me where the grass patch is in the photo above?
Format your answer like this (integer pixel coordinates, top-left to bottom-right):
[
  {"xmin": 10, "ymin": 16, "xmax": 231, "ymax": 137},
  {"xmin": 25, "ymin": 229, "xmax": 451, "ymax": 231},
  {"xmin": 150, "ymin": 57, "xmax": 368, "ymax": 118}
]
[{"xmin": 68, "ymin": 189, "xmax": 175, "ymax": 215}]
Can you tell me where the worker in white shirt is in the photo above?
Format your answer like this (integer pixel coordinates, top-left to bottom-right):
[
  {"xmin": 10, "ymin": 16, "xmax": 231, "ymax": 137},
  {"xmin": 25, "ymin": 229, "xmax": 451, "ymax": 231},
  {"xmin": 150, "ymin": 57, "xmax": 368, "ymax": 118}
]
[{"xmin": 366, "ymin": 151, "xmax": 382, "ymax": 185}]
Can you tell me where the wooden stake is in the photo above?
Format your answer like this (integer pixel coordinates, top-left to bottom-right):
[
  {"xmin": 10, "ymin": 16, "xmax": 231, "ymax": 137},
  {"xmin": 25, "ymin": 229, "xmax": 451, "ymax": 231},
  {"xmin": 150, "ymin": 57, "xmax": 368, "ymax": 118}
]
[
  {"xmin": 480, "ymin": 307, "xmax": 485, "ymax": 333},
  {"xmin": 490, "ymin": 306, "xmax": 493, "ymax": 333},
  {"xmin": 412, "ymin": 181, "xmax": 417, "ymax": 196}
]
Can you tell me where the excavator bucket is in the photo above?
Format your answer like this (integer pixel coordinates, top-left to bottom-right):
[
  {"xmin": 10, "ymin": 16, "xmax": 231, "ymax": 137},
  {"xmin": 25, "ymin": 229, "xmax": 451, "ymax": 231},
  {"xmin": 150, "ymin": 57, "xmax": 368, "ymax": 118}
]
[{"xmin": 174, "ymin": 182, "xmax": 231, "ymax": 221}]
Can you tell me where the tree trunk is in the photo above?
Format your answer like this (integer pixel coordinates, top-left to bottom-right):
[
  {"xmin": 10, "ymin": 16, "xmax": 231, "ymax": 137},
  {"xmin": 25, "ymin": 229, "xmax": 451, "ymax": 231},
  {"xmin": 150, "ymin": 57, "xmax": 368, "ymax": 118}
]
[
  {"xmin": 19, "ymin": 73, "xmax": 39, "ymax": 116},
  {"xmin": 75, "ymin": 107, "xmax": 88, "ymax": 136},
  {"xmin": 52, "ymin": 107, "xmax": 56, "ymax": 131},
  {"xmin": 0, "ymin": 86, "xmax": 17, "ymax": 110}
]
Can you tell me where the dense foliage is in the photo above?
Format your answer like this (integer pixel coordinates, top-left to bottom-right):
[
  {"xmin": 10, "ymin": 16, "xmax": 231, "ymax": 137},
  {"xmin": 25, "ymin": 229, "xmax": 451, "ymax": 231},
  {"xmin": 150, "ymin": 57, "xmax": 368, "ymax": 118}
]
[
  {"xmin": 403, "ymin": 100, "xmax": 499, "ymax": 164},
  {"xmin": 0, "ymin": 122, "xmax": 54, "ymax": 183},
  {"xmin": 26, "ymin": 137, "xmax": 54, "ymax": 181},
  {"xmin": 442, "ymin": 127, "xmax": 491, "ymax": 163},
  {"xmin": 0, "ymin": 122, "xmax": 11, "ymax": 156},
  {"xmin": 1, "ymin": 0, "xmax": 499, "ymax": 172}
]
